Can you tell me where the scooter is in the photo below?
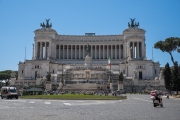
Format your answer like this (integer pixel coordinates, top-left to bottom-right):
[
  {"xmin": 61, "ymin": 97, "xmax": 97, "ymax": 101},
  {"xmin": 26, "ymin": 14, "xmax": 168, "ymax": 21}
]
[{"xmin": 151, "ymin": 95, "xmax": 163, "ymax": 107}]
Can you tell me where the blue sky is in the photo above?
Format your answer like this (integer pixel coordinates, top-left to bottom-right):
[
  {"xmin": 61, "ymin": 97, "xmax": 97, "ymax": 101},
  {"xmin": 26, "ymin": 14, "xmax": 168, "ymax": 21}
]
[{"xmin": 0, "ymin": 0, "xmax": 180, "ymax": 71}]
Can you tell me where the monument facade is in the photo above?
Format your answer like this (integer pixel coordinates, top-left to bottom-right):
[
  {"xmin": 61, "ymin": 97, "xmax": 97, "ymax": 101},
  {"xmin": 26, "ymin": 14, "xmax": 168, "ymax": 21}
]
[{"xmin": 11, "ymin": 19, "xmax": 165, "ymax": 92}]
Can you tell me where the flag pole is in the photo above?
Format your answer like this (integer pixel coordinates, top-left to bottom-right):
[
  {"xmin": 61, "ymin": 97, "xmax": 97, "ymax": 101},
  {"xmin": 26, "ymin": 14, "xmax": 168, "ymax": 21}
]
[
  {"xmin": 108, "ymin": 56, "xmax": 111, "ymax": 83},
  {"xmin": 110, "ymin": 62, "xmax": 111, "ymax": 77},
  {"xmin": 25, "ymin": 47, "xmax": 26, "ymax": 62},
  {"xmin": 62, "ymin": 61, "xmax": 64, "ymax": 84}
]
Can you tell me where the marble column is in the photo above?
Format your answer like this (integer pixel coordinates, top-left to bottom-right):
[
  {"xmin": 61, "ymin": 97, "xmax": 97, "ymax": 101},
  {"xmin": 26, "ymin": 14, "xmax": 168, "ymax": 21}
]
[
  {"xmin": 137, "ymin": 42, "xmax": 139, "ymax": 58},
  {"xmin": 79, "ymin": 45, "xmax": 81, "ymax": 59},
  {"xmin": 142, "ymin": 41, "xmax": 144, "ymax": 58},
  {"xmin": 119, "ymin": 44, "xmax": 121, "ymax": 59},
  {"xmin": 107, "ymin": 45, "xmax": 109, "ymax": 58},
  {"xmin": 115, "ymin": 45, "xmax": 117, "ymax": 59},
  {"xmin": 95, "ymin": 45, "xmax": 97, "ymax": 59},
  {"xmin": 83, "ymin": 45, "xmax": 85, "ymax": 58},
  {"xmin": 45, "ymin": 43, "xmax": 47, "ymax": 59},
  {"xmin": 103, "ymin": 45, "xmax": 105, "ymax": 59},
  {"xmin": 67, "ymin": 45, "xmax": 69, "ymax": 59},
  {"xmin": 32, "ymin": 44, "xmax": 34, "ymax": 59},
  {"xmin": 62, "ymin": 45, "xmax": 64, "ymax": 59},
  {"xmin": 111, "ymin": 45, "xmax": 113, "ymax": 59},
  {"xmin": 40, "ymin": 42, "xmax": 42, "ymax": 58},
  {"xmin": 91, "ymin": 45, "xmax": 93, "ymax": 57},
  {"xmin": 59, "ymin": 44, "xmax": 60, "ymax": 59},
  {"xmin": 49, "ymin": 42, "xmax": 52, "ymax": 58},
  {"xmin": 55, "ymin": 45, "xmax": 57, "ymax": 59},
  {"xmin": 75, "ymin": 45, "xmax": 77, "ymax": 59},
  {"xmin": 71, "ymin": 45, "xmax": 73, "ymax": 59},
  {"xmin": 133, "ymin": 42, "xmax": 135, "ymax": 58},
  {"xmin": 35, "ymin": 42, "xmax": 37, "ymax": 59},
  {"xmin": 144, "ymin": 41, "xmax": 146, "ymax": 59},
  {"xmin": 48, "ymin": 42, "xmax": 51, "ymax": 59},
  {"xmin": 99, "ymin": 45, "xmax": 101, "ymax": 59}
]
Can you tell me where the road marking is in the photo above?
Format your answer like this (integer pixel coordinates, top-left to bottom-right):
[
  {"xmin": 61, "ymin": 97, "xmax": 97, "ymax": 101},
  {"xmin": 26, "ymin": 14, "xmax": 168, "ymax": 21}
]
[
  {"xmin": 45, "ymin": 102, "xmax": 51, "ymax": 104},
  {"xmin": 64, "ymin": 103, "xmax": 71, "ymax": 106},
  {"xmin": 29, "ymin": 102, "xmax": 34, "ymax": 103}
]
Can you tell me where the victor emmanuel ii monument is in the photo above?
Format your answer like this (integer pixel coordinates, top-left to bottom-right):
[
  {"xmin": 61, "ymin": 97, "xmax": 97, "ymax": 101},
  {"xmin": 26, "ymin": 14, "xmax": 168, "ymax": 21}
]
[{"xmin": 10, "ymin": 19, "xmax": 165, "ymax": 92}]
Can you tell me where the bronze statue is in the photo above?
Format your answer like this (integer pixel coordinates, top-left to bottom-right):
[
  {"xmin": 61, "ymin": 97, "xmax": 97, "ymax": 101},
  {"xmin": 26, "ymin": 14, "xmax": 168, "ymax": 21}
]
[
  {"xmin": 40, "ymin": 19, "xmax": 52, "ymax": 28},
  {"xmin": 128, "ymin": 18, "xmax": 139, "ymax": 28},
  {"xmin": 86, "ymin": 44, "xmax": 91, "ymax": 56},
  {"xmin": 130, "ymin": 18, "xmax": 135, "ymax": 27},
  {"xmin": 40, "ymin": 22, "xmax": 45, "ymax": 28},
  {"xmin": 46, "ymin": 19, "xmax": 50, "ymax": 28}
]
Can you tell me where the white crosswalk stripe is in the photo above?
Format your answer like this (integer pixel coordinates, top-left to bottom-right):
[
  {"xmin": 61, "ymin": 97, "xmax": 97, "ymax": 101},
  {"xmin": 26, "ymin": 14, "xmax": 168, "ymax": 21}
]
[
  {"xmin": 45, "ymin": 102, "xmax": 51, "ymax": 104},
  {"xmin": 64, "ymin": 103, "xmax": 71, "ymax": 106}
]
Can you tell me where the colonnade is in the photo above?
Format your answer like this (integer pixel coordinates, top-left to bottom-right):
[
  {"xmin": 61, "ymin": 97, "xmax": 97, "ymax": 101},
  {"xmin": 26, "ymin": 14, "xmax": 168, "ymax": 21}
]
[
  {"xmin": 34, "ymin": 42, "xmax": 50, "ymax": 59},
  {"xmin": 129, "ymin": 41, "xmax": 143, "ymax": 59},
  {"xmin": 55, "ymin": 44, "xmax": 124, "ymax": 60},
  {"xmin": 34, "ymin": 41, "xmax": 144, "ymax": 60}
]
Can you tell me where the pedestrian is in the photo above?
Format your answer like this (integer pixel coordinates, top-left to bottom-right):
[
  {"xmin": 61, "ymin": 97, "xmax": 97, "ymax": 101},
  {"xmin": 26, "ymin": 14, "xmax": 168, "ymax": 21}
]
[{"xmin": 167, "ymin": 94, "xmax": 169, "ymax": 99}]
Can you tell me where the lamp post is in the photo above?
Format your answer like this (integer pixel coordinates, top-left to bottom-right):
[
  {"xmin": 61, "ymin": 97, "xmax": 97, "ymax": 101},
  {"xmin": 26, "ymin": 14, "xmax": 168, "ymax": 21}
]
[
  {"xmin": 131, "ymin": 81, "xmax": 134, "ymax": 93},
  {"xmin": 61, "ymin": 62, "xmax": 64, "ymax": 85}
]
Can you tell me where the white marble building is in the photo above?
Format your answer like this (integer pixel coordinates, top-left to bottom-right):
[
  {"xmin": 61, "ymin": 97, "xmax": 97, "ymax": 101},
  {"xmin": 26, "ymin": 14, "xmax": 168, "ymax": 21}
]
[{"xmin": 11, "ymin": 19, "xmax": 165, "ymax": 92}]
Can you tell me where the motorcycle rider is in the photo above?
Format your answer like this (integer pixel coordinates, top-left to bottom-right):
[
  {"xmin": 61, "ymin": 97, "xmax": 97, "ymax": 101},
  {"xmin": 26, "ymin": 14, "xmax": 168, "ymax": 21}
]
[{"xmin": 154, "ymin": 90, "xmax": 162, "ymax": 103}]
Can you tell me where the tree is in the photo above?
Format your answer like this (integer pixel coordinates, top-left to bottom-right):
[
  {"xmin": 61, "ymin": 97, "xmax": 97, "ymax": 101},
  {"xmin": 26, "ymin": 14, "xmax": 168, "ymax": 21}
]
[
  {"xmin": 171, "ymin": 62, "xmax": 180, "ymax": 95},
  {"xmin": 154, "ymin": 37, "xmax": 180, "ymax": 75},
  {"xmin": 0, "ymin": 73, "xmax": 10, "ymax": 80},
  {"xmin": 163, "ymin": 63, "xmax": 172, "ymax": 91},
  {"xmin": 0, "ymin": 70, "xmax": 18, "ymax": 80}
]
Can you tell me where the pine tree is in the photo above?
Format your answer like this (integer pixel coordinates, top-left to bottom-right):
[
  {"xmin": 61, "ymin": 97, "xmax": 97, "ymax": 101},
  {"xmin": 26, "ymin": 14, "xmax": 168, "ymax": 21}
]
[
  {"xmin": 171, "ymin": 62, "xmax": 180, "ymax": 95},
  {"xmin": 163, "ymin": 63, "xmax": 172, "ymax": 91}
]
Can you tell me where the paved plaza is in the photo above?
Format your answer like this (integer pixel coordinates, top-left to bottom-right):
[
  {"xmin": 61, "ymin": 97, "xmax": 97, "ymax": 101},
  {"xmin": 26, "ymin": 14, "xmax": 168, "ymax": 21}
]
[{"xmin": 0, "ymin": 94, "xmax": 180, "ymax": 120}]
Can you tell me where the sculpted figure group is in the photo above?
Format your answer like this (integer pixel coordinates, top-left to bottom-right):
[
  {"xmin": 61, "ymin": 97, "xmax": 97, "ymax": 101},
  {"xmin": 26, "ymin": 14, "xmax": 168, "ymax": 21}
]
[
  {"xmin": 128, "ymin": 18, "xmax": 139, "ymax": 28},
  {"xmin": 40, "ymin": 19, "xmax": 52, "ymax": 28}
]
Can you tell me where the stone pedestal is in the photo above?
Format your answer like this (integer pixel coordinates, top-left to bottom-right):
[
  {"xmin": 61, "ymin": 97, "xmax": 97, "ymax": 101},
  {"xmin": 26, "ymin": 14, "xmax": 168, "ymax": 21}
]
[
  {"xmin": 63, "ymin": 79, "xmax": 66, "ymax": 86},
  {"xmin": 45, "ymin": 81, "xmax": 52, "ymax": 91},
  {"xmin": 59, "ymin": 82, "xmax": 63, "ymax": 89},
  {"xmin": 110, "ymin": 83, "xmax": 114, "ymax": 92},
  {"xmin": 118, "ymin": 83, "xmax": 124, "ymax": 91},
  {"xmin": 10, "ymin": 78, "xmax": 16, "ymax": 86},
  {"xmin": 45, "ymin": 84, "xmax": 52, "ymax": 91},
  {"xmin": 84, "ymin": 55, "xmax": 92, "ymax": 68},
  {"xmin": 36, "ymin": 78, "xmax": 42, "ymax": 86},
  {"xmin": 133, "ymin": 78, "xmax": 138, "ymax": 86},
  {"xmin": 159, "ymin": 76, "xmax": 165, "ymax": 86}
]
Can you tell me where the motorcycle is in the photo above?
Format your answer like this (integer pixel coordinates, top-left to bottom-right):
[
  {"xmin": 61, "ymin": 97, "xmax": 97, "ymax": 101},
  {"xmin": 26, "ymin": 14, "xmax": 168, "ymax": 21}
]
[{"xmin": 151, "ymin": 95, "xmax": 163, "ymax": 107}]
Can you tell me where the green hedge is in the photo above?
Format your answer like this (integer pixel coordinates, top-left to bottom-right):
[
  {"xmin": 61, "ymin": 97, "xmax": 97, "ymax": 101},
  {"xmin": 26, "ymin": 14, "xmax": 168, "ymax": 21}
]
[{"xmin": 19, "ymin": 94, "xmax": 126, "ymax": 100}]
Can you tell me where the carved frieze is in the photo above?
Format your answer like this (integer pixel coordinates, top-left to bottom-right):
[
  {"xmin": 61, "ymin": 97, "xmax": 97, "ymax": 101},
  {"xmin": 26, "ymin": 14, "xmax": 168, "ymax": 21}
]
[
  {"xmin": 34, "ymin": 35, "xmax": 53, "ymax": 40},
  {"xmin": 123, "ymin": 28, "xmax": 145, "ymax": 33},
  {"xmin": 125, "ymin": 34, "xmax": 145, "ymax": 40}
]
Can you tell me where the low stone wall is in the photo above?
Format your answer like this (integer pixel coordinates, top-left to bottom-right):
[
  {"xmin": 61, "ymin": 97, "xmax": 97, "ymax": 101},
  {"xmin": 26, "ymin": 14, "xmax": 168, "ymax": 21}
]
[{"xmin": 62, "ymin": 83, "xmax": 105, "ymax": 91}]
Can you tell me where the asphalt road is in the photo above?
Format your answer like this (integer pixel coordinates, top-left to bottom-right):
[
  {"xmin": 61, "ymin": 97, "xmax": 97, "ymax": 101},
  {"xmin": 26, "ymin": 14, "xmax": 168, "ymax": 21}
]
[{"xmin": 0, "ymin": 94, "xmax": 180, "ymax": 120}]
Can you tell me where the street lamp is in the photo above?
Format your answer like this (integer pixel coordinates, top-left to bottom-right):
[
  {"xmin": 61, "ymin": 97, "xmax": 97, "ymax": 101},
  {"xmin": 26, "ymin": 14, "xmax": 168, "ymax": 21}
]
[
  {"xmin": 61, "ymin": 62, "xmax": 64, "ymax": 85},
  {"xmin": 131, "ymin": 81, "xmax": 134, "ymax": 93}
]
